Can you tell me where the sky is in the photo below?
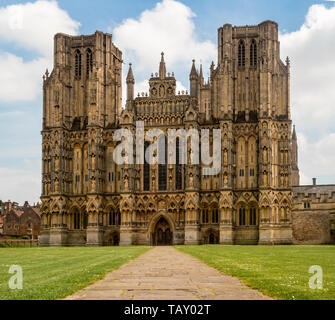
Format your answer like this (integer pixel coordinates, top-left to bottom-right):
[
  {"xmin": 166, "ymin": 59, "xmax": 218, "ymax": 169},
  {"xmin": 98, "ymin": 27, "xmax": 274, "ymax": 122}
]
[{"xmin": 0, "ymin": 0, "xmax": 335, "ymax": 204}]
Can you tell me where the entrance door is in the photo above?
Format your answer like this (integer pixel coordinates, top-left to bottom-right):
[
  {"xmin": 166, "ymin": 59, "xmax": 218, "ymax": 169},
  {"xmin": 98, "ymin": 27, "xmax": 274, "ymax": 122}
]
[
  {"xmin": 209, "ymin": 233, "xmax": 215, "ymax": 244},
  {"xmin": 154, "ymin": 217, "xmax": 173, "ymax": 246}
]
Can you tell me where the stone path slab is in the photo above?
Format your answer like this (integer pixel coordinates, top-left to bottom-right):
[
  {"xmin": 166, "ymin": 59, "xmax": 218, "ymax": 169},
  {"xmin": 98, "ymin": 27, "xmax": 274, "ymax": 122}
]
[{"xmin": 65, "ymin": 247, "xmax": 272, "ymax": 300}]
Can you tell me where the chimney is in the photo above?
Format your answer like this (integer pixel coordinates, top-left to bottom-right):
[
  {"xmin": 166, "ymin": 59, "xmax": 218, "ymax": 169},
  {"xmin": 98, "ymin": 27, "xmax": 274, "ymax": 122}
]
[{"xmin": 312, "ymin": 178, "xmax": 317, "ymax": 186}]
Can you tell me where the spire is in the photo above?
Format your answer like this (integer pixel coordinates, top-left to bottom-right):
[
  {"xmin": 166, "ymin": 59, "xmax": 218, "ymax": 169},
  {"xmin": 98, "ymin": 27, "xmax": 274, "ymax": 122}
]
[
  {"xmin": 292, "ymin": 125, "xmax": 297, "ymax": 140},
  {"xmin": 159, "ymin": 52, "xmax": 166, "ymax": 79},
  {"xmin": 126, "ymin": 63, "xmax": 134, "ymax": 104},
  {"xmin": 199, "ymin": 63, "xmax": 204, "ymax": 85},
  {"xmin": 126, "ymin": 63, "xmax": 134, "ymax": 83},
  {"xmin": 189, "ymin": 59, "xmax": 198, "ymax": 79},
  {"xmin": 189, "ymin": 59, "xmax": 198, "ymax": 97}
]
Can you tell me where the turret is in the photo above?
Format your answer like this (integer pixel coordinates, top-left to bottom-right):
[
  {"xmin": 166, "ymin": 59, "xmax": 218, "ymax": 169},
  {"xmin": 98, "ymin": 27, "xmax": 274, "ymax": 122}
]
[
  {"xmin": 189, "ymin": 59, "xmax": 198, "ymax": 97},
  {"xmin": 159, "ymin": 52, "xmax": 166, "ymax": 79},
  {"xmin": 126, "ymin": 63, "xmax": 134, "ymax": 101}
]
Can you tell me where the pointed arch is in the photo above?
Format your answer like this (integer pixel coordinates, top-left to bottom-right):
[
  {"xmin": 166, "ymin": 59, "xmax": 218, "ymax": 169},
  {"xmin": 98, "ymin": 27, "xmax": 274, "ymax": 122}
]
[
  {"xmin": 250, "ymin": 39, "xmax": 257, "ymax": 67},
  {"xmin": 86, "ymin": 48, "xmax": 93, "ymax": 75},
  {"xmin": 75, "ymin": 49, "xmax": 82, "ymax": 78},
  {"xmin": 238, "ymin": 40, "xmax": 245, "ymax": 67}
]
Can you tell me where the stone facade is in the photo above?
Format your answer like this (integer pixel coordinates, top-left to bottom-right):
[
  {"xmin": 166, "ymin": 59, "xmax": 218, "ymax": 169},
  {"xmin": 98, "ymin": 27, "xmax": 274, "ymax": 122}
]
[
  {"xmin": 292, "ymin": 182, "xmax": 335, "ymax": 244},
  {"xmin": 40, "ymin": 21, "xmax": 313, "ymax": 246}
]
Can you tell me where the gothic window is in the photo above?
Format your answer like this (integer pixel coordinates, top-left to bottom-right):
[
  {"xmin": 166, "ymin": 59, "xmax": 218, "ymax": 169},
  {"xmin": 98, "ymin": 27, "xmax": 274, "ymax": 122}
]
[
  {"xmin": 304, "ymin": 201, "xmax": 311, "ymax": 209},
  {"xmin": 144, "ymin": 142, "xmax": 150, "ymax": 191},
  {"xmin": 238, "ymin": 40, "xmax": 245, "ymax": 67},
  {"xmin": 83, "ymin": 212, "xmax": 88, "ymax": 229},
  {"xmin": 249, "ymin": 208, "xmax": 257, "ymax": 225},
  {"xmin": 108, "ymin": 210, "xmax": 118, "ymax": 226},
  {"xmin": 202, "ymin": 208, "xmax": 209, "ymax": 224},
  {"xmin": 250, "ymin": 39, "xmax": 257, "ymax": 67},
  {"xmin": 158, "ymin": 135, "xmax": 167, "ymax": 191},
  {"xmin": 75, "ymin": 49, "xmax": 82, "ymax": 78},
  {"xmin": 176, "ymin": 138, "xmax": 182, "ymax": 190},
  {"xmin": 212, "ymin": 206, "xmax": 219, "ymax": 224},
  {"xmin": 250, "ymin": 169, "xmax": 255, "ymax": 176},
  {"xmin": 86, "ymin": 48, "xmax": 93, "ymax": 75},
  {"xmin": 239, "ymin": 207, "xmax": 246, "ymax": 225},
  {"xmin": 73, "ymin": 210, "xmax": 80, "ymax": 229}
]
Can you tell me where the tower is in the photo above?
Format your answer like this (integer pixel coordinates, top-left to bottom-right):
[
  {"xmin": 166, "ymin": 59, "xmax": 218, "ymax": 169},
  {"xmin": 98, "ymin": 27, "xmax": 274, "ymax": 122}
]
[
  {"xmin": 40, "ymin": 31, "xmax": 122, "ymax": 246},
  {"xmin": 215, "ymin": 21, "xmax": 293, "ymax": 244}
]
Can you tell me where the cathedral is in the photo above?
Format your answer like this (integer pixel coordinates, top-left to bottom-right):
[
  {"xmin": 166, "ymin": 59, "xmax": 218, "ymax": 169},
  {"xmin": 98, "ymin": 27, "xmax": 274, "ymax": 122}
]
[{"xmin": 39, "ymin": 21, "xmax": 304, "ymax": 246}]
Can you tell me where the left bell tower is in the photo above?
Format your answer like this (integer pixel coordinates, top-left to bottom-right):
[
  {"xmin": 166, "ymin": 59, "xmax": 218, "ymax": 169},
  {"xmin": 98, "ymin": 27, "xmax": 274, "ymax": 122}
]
[
  {"xmin": 43, "ymin": 31, "xmax": 122, "ymax": 130},
  {"xmin": 40, "ymin": 31, "xmax": 122, "ymax": 246}
]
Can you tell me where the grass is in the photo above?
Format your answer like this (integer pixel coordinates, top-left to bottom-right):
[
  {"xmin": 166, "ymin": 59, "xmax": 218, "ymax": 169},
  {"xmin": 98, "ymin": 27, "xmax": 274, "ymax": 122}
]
[
  {"xmin": 176, "ymin": 245, "xmax": 335, "ymax": 300},
  {"xmin": 0, "ymin": 246, "xmax": 150, "ymax": 300}
]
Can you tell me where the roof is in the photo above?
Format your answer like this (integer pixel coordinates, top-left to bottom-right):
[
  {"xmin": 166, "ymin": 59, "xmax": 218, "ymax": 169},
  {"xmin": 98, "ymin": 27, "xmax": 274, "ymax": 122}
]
[{"xmin": 31, "ymin": 207, "xmax": 41, "ymax": 216}]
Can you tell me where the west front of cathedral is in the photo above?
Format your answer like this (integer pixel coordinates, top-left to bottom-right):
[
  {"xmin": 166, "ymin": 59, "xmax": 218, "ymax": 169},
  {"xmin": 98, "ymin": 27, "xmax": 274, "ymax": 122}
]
[{"xmin": 39, "ymin": 20, "xmax": 335, "ymax": 246}]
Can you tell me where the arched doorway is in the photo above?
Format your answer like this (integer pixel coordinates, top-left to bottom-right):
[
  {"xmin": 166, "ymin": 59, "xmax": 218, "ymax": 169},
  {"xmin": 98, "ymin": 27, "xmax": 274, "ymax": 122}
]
[
  {"xmin": 152, "ymin": 217, "xmax": 173, "ymax": 246},
  {"xmin": 209, "ymin": 233, "xmax": 215, "ymax": 244}
]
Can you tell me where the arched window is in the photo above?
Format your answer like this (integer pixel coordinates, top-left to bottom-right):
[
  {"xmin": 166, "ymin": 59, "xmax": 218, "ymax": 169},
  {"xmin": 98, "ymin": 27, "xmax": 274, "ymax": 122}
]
[
  {"xmin": 86, "ymin": 48, "xmax": 93, "ymax": 75},
  {"xmin": 143, "ymin": 142, "xmax": 150, "ymax": 191},
  {"xmin": 108, "ymin": 210, "xmax": 118, "ymax": 226},
  {"xmin": 75, "ymin": 49, "xmax": 82, "ymax": 78},
  {"xmin": 212, "ymin": 206, "xmax": 219, "ymax": 224},
  {"xmin": 176, "ymin": 138, "xmax": 182, "ymax": 190},
  {"xmin": 158, "ymin": 135, "xmax": 167, "ymax": 191},
  {"xmin": 202, "ymin": 208, "xmax": 209, "ymax": 224},
  {"xmin": 249, "ymin": 207, "xmax": 257, "ymax": 225},
  {"xmin": 239, "ymin": 207, "xmax": 246, "ymax": 225},
  {"xmin": 73, "ymin": 210, "xmax": 80, "ymax": 229},
  {"xmin": 83, "ymin": 212, "xmax": 88, "ymax": 229},
  {"xmin": 238, "ymin": 40, "xmax": 245, "ymax": 67},
  {"xmin": 250, "ymin": 39, "xmax": 257, "ymax": 67}
]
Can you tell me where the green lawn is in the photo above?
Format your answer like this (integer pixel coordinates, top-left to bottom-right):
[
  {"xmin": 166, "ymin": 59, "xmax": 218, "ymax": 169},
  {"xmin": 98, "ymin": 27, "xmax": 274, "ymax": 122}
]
[
  {"xmin": 0, "ymin": 246, "xmax": 150, "ymax": 300},
  {"xmin": 176, "ymin": 245, "xmax": 335, "ymax": 300}
]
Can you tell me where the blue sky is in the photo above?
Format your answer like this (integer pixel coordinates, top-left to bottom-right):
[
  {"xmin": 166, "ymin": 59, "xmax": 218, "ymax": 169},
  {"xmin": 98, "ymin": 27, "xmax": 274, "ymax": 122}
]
[{"xmin": 0, "ymin": 0, "xmax": 335, "ymax": 204}]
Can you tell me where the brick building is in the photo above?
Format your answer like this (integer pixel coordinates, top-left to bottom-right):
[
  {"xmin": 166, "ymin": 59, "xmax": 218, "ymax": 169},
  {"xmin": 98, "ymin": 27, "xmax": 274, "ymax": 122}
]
[{"xmin": 1, "ymin": 201, "xmax": 41, "ymax": 240}]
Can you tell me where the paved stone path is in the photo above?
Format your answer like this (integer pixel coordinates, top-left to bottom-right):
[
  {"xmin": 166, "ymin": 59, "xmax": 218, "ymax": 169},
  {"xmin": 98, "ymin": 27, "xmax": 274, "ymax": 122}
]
[{"xmin": 65, "ymin": 247, "xmax": 272, "ymax": 300}]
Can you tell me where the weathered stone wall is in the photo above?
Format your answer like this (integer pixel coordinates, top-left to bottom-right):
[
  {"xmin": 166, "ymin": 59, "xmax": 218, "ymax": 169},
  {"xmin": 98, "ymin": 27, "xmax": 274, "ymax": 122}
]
[{"xmin": 292, "ymin": 211, "xmax": 331, "ymax": 244}]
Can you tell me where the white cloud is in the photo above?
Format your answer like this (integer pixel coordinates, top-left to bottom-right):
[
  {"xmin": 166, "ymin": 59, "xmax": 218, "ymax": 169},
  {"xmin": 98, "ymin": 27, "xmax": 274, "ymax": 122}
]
[
  {"xmin": 0, "ymin": 0, "xmax": 80, "ymax": 57},
  {"xmin": 0, "ymin": 1, "xmax": 79, "ymax": 203},
  {"xmin": 297, "ymin": 133, "xmax": 335, "ymax": 184},
  {"xmin": 114, "ymin": 0, "xmax": 215, "ymax": 71},
  {"xmin": 280, "ymin": 4, "xmax": 335, "ymax": 184},
  {"xmin": 0, "ymin": 167, "xmax": 41, "ymax": 205},
  {"xmin": 0, "ymin": 52, "xmax": 48, "ymax": 102},
  {"xmin": 0, "ymin": 0, "xmax": 80, "ymax": 102},
  {"xmin": 280, "ymin": 4, "xmax": 335, "ymax": 135},
  {"xmin": 114, "ymin": 0, "xmax": 216, "ymax": 105}
]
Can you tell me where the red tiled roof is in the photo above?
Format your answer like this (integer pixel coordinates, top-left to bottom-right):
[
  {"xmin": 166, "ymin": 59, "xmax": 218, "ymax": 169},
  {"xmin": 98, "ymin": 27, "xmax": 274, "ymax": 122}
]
[{"xmin": 31, "ymin": 208, "xmax": 41, "ymax": 216}]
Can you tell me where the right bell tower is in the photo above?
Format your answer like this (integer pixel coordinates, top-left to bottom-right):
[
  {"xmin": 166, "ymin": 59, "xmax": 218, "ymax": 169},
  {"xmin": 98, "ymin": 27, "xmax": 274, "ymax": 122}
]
[{"xmin": 214, "ymin": 21, "xmax": 293, "ymax": 244}]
